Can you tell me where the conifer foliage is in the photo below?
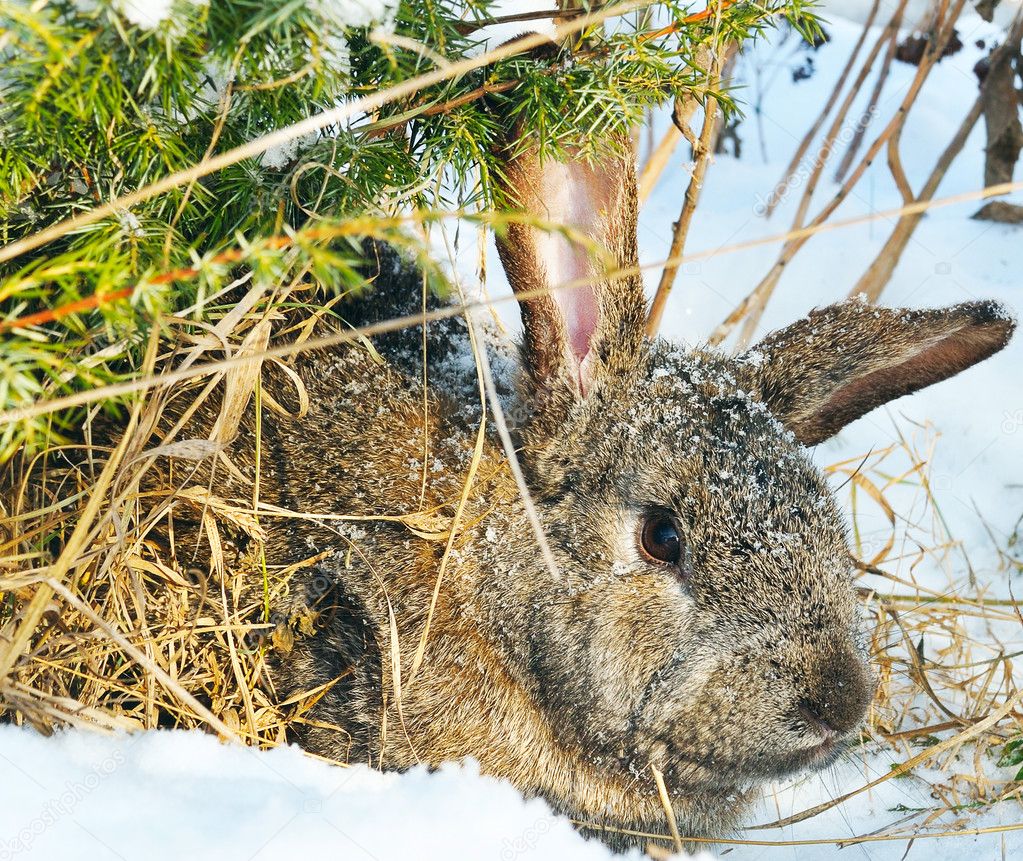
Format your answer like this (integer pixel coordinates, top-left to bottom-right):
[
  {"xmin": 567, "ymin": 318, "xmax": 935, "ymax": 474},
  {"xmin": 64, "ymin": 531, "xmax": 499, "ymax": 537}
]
[{"xmin": 0, "ymin": 0, "xmax": 816, "ymax": 459}]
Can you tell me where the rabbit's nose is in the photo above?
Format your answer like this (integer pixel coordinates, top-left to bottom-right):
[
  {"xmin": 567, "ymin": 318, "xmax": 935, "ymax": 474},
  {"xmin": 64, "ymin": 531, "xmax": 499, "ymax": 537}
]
[{"xmin": 797, "ymin": 654, "xmax": 875, "ymax": 735}]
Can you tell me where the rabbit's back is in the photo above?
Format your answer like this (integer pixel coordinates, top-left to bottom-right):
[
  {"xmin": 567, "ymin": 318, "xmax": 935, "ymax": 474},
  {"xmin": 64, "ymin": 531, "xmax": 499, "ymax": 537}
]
[{"xmin": 252, "ymin": 341, "xmax": 491, "ymax": 759}]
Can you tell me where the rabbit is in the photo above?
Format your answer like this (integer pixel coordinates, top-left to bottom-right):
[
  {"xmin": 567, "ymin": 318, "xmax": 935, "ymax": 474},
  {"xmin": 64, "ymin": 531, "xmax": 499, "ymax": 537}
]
[{"xmin": 146, "ymin": 124, "xmax": 1015, "ymax": 852}]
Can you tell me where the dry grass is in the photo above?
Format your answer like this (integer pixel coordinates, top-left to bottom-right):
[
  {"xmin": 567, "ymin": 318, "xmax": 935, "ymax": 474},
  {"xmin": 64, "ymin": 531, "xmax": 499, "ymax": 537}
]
[
  {"xmin": 754, "ymin": 425, "xmax": 1023, "ymax": 845},
  {"xmin": 2, "ymin": 288, "xmax": 1022, "ymax": 852},
  {"xmin": 0, "ymin": 286, "xmax": 355, "ymax": 753}
]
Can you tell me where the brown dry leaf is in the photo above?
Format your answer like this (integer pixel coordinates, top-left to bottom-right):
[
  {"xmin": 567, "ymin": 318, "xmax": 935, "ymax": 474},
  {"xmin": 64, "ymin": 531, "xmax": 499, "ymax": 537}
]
[
  {"xmin": 124, "ymin": 554, "xmax": 192, "ymax": 588},
  {"xmin": 262, "ymin": 358, "xmax": 310, "ymax": 420},
  {"xmin": 222, "ymin": 708, "xmax": 241, "ymax": 733},
  {"xmin": 211, "ymin": 317, "xmax": 273, "ymax": 444},
  {"xmin": 272, "ymin": 623, "xmax": 295, "ymax": 654},
  {"xmin": 396, "ymin": 511, "xmax": 451, "ymax": 542},
  {"xmin": 849, "ymin": 470, "xmax": 896, "ymax": 565},
  {"xmin": 295, "ymin": 608, "xmax": 317, "ymax": 637},
  {"xmin": 201, "ymin": 508, "xmax": 226, "ymax": 581},
  {"xmin": 177, "ymin": 486, "xmax": 267, "ymax": 542}
]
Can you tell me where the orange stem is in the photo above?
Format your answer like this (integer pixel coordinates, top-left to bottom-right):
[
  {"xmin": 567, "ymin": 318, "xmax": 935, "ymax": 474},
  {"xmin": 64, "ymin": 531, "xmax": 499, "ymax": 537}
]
[
  {"xmin": 0, "ymin": 287, "xmax": 135, "ymax": 333},
  {"xmin": 0, "ymin": 232, "xmax": 308, "ymax": 333},
  {"xmin": 640, "ymin": 0, "xmax": 737, "ymax": 42}
]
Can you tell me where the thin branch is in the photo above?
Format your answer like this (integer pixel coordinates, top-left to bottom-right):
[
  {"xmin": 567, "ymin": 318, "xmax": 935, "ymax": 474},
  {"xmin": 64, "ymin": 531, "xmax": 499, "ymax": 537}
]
[
  {"xmin": 639, "ymin": 0, "xmax": 737, "ymax": 41},
  {"xmin": 711, "ymin": 0, "xmax": 968, "ymax": 350},
  {"xmin": 887, "ymin": 0, "xmax": 952, "ymax": 205},
  {"xmin": 636, "ymin": 41, "xmax": 721, "ymax": 203},
  {"xmin": 851, "ymin": 94, "xmax": 984, "ymax": 300},
  {"xmin": 646, "ymin": 29, "xmax": 733, "ymax": 335},
  {"xmin": 834, "ymin": 0, "xmax": 908, "ymax": 183},
  {"xmin": 637, "ymin": 123, "xmax": 683, "ymax": 203},
  {"xmin": 453, "ymin": 8, "xmax": 586, "ymax": 35},
  {"xmin": 762, "ymin": 0, "xmax": 881, "ymax": 219}
]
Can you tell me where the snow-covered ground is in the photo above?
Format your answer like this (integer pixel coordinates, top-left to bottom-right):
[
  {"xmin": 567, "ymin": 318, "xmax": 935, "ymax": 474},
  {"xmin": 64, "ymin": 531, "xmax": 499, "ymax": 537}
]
[
  {"xmin": 0, "ymin": 727, "xmax": 658, "ymax": 861},
  {"xmin": 3, "ymin": 3, "xmax": 1022, "ymax": 860}
]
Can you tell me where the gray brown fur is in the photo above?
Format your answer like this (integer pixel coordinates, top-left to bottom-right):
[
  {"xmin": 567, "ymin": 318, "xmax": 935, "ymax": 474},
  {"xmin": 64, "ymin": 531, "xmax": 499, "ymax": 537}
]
[{"xmin": 147, "ymin": 131, "xmax": 1015, "ymax": 851}]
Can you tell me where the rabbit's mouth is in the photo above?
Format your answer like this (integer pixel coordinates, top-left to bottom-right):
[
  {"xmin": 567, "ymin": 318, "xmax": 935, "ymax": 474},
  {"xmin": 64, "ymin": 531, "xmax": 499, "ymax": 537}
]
[
  {"xmin": 760, "ymin": 728, "xmax": 856, "ymax": 779},
  {"xmin": 793, "ymin": 731, "xmax": 849, "ymax": 768},
  {"xmin": 658, "ymin": 721, "xmax": 859, "ymax": 789}
]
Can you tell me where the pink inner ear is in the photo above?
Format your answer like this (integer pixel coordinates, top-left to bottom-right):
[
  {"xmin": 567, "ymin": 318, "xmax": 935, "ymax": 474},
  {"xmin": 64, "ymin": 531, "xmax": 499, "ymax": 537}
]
[
  {"xmin": 534, "ymin": 161, "xmax": 611, "ymax": 394},
  {"xmin": 550, "ymin": 236, "xmax": 599, "ymax": 392},
  {"xmin": 559, "ymin": 287, "xmax": 599, "ymax": 395}
]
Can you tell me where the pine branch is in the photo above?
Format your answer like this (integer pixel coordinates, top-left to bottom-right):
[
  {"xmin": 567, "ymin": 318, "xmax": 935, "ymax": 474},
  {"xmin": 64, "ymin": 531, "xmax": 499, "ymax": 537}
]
[{"xmin": 0, "ymin": 0, "xmax": 818, "ymax": 458}]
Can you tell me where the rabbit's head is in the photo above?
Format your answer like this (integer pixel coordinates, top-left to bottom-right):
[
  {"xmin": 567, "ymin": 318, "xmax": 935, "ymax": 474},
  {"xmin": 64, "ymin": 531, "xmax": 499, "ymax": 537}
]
[{"xmin": 483, "ymin": 131, "xmax": 1015, "ymax": 828}]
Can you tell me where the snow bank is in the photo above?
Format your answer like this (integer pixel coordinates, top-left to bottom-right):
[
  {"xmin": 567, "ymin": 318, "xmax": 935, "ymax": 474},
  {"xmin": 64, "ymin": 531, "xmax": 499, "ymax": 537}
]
[
  {"xmin": 0, "ymin": 726, "xmax": 670, "ymax": 860},
  {"xmin": 3, "ymin": 724, "xmax": 1019, "ymax": 859}
]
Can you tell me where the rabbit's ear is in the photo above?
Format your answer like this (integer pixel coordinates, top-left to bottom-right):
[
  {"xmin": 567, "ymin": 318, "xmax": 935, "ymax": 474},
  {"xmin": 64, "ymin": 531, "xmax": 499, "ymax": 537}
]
[
  {"xmin": 739, "ymin": 300, "xmax": 1015, "ymax": 446},
  {"xmin": 494, "ymin": 136, "xmax": 647, "ymax": 406}
]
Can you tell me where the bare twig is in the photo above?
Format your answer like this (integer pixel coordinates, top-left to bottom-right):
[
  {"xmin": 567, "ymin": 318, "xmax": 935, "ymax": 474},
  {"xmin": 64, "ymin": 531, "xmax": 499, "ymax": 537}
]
[
  {"xmin": 651, "ymin": 764, "xmax": 684, "ymax": 854},
  {"xmin": 637, "ymin": 123, "xmax": 684, "ymax": 203},
  {"xmin": 850, "ymin": 94, "xmax": 984, "ymax": 300},
  {"xmin": 833, "ymin": 0, "xmax": 909, "ymax": 183},
  {"xmin": 735, "ymin": 0, "xmax": 913, "ymax": 346},
  {"xmin": 850, "ymin": 8, "xmax": 1023, "ymax": 302},
  {"xmin": 887, "ymin": 0, "xmax": 953, "ymax": 205},
  {"xmin": 762, "ymin": 0, "xmax": 881, "ymax": 219},
  {"xmin": 646, "ymin": 19, "xmax": 733, "ymax": 335}
]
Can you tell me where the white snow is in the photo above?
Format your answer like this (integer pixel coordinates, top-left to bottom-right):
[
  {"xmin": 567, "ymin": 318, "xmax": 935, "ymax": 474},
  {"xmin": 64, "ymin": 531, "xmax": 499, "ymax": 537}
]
[
  {"xmin": 255, "ymin": 0, "xmax": 400, "ymax": 167},
  {"xmin": 115, "ymin": 209, "xmax": 144, "ymax": 238},
  {"xmin": 0, "ymin": 727, "xmax": 665, "ymax": 860},
  {"xmin": 315, "ymin": 0, "xmax": 399, "ymax": 30},
  {"xmin": 111, "ymin": 0, "xmax": 174, "ymax": 30},
  {"xmin": 260, "ymin": 130, "xmax": 321, "ymax": 170}
]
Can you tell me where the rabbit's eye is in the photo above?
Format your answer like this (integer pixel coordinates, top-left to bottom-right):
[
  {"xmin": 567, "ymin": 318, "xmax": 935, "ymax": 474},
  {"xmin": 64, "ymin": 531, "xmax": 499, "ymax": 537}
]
[{"xmin": 640, "ymin": 512, "xmax": 682, "ymax": 565}]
